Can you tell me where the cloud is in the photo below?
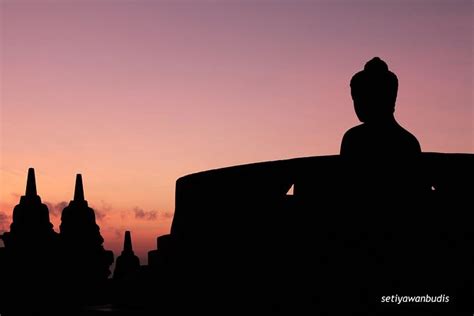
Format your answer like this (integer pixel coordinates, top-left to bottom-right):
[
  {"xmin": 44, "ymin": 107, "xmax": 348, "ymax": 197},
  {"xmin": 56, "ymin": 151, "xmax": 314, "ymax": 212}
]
[
  {"xmin": 103, "ymin": 225, "xmax": 124, "ymax": 240},
  {"xmin": 94, "ymin": 208, "xmax": 106, "ymax": 221},
  {"xmin": 134, "ymin": 207, "xmax": 157, "ymax": 221},
  {"xmin": 0, "ymin": 211, "xmax": 11, "ymax": 233},
  {"xmin": 120, "ymin": 211, "xmax": 129, "ymax": 221},
  {"xmin": 162, "ymin": 211, "xmax": 174, "ymax": 219},
  {"xmin": 123, "ymin": 209, "xmax": 173, "ymax": 221},
  {"xmin": 91, "ymin": 200, "xmax": 112, "ymax": 222},
  {"xmin": 45, "ymin": 201, "xmax": 69, "ymax": 218},
  {"xmin": 11, "ymin": 193, "xmax": 21, "ymax": 200},
  {"xmin": 107, "ymin": 227, "xmax": 122, "ymax": 240},
  {"xmin": 44, "ymin": 200, "xmax": 109, "ymax": 222},
  {"xmin": 113, "ymin": 228, "xmax": 122, "ymax": 240}
]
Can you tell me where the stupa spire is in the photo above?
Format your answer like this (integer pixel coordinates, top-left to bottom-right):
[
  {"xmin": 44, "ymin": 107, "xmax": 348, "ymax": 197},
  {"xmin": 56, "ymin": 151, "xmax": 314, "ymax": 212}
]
[
  {"xmin": 123, "ymin": 231, "xmax": 133, "ymax": 253},
  {"xmin": 25, "ymin": 168, "xmax": 37, "ymax": 197},
  {"xmin": 74, "ymin": 174, "xmax": 85, "ymax": 202}
]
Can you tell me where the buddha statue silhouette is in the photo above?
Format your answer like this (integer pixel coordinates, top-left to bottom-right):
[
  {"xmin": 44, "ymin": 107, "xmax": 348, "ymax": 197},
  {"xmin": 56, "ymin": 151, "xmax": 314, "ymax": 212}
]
[{"xmin": 340, "ymin": 57, "xmax": 421, "ymax": 157}]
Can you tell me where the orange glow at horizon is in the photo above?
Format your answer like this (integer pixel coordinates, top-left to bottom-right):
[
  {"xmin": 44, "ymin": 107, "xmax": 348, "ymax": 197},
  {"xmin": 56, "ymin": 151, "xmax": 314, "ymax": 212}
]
[{"xmin": 1, "ymin": 1, "xmax": 472, "ymax": 263}]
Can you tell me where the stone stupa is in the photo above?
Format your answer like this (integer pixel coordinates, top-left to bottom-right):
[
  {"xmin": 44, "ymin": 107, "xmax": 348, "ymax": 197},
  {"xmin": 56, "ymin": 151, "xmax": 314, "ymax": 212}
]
[
  {"xmin": 60, "ymin": 174, "xmax": 114, "ymax": 282},
  {"xmin": 2, "ymin": 168, "xmax": 57, "ymax": 250},
  {"xmin": 114, "ymin": 231, "xmax": 140, "ymax": 280}
]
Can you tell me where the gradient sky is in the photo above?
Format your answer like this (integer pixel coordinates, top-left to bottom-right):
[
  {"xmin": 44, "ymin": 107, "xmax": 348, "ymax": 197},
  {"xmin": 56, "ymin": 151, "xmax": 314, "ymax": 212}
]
[{"xmin": 1, "ymin": 0, "xmax": 472, "ymax": 264}]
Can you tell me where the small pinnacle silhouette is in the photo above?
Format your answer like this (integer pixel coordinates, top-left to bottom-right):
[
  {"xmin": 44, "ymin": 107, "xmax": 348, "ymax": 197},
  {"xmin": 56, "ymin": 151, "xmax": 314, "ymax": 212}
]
[
  {"xmin": 25, "ymin": 168, "xmax": 37, "ymax": 197},
  {"xmin": 123, "ymin": 231, "xmax": 134, "ymax": 254},
  {"xmin": 74, "ymin": 174, "xmax": 85, "ymax": 202}
]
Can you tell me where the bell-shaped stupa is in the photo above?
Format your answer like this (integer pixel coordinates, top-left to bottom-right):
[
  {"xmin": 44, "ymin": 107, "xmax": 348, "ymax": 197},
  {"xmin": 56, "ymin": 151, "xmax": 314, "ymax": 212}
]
[
  {"xmin": 60, "ymin": 174, "xmax": 104, "ymax": 247},
  {"xmin": 0, "ymin": 168, "xmax": 60, "ymax": 314},
  {"xmin": 60, "ymin": 174, "xmax": 114, "ymax": 282},
  {"xmin": 114, "ymin": 231, "xmax": 140, "ymax": 280},
  {"xmin": 3, "ymin": 168, "xmax": 57, "ymax": 249}
]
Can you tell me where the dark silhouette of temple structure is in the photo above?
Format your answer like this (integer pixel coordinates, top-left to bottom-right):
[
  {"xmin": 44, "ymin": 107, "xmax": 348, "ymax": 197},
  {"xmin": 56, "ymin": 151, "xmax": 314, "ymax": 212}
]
[
  {"xmin": 0, "ymin": 154, "xmax": 473, "ymax": 315},
  {"xmin": 0, "ymin": 169, "xmax": 114, "ymax": 314},
  {"xmin": 1, "ymin": 168, "xmax": 58, "ymax": 250},
  {"xmin": 0, "ymin": 169, "xmax": 60, "ymax": 314},
  {"xmin": 59, "ymin": 174, "xmax": 114, "ymax": 300},
  {"xmin": 148, "ymin": 234, "xmax": 173, "ymax": 269},
  {"xmin": 113, "ymin": 231, "xmax": 140, "ymax": 280},
  {"xmin": 154, "ymin": 152, "xmax": 474, "ymax": 315}
]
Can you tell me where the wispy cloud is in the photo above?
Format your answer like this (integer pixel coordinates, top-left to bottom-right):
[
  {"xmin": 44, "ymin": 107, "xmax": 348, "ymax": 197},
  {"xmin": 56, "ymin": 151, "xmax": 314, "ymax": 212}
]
[
  {"xmin": 120, "ymin": 211, "xmax": 129, "ymax": 221},
  {"xmin": 44, "ymin": 201, "xmax": 69, "ymax": 218},
  {"xmin": 162, "ymin": 211, "xmax": 174, "ymax": 219},
  {"xmin": 134, "ymin": 207, "xmax": 158, "ymax": 221},
  {"xmin": 113, "ymin": 228, "xmax": 122, "ymax": 240},
  {"xmin": 93, "ymin": 208, "xmax": 107, "ymax": 221},
  {"xmin": 91, "ymin": 200, "xmax": 113, "ymax": 222},
  {"xmin": 0, "ymin": 168, "xmax": 25, "ymax": 178},
  {"xmin": 0, "ymin": 211, "xmax": 11, "ymax": 233},
  {"xmin": 103, "ymin": 225, "xmax": 124, "ymax": 240},
  {"xmin": 44, "ymin": 200, "xmax": 110, "ymax": 222}
]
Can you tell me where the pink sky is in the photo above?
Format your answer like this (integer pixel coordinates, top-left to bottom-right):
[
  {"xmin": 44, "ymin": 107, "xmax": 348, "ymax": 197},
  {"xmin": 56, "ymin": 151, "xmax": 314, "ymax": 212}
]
[{"xmin": 1, "ymin": 0, "xmax": 472, "ymax": 263}]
